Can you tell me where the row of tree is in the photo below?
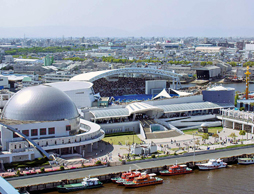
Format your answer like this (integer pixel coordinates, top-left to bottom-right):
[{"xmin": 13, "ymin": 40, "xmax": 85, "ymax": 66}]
[
  {"xmin": 200, "ymin": 61, "xmax": 213, "ymax": 66},
  {"xmin": 227, "ymin": 61, "xmax": 254, "ymax": 67},
  {"xmin": 12, "ymin": 55, "xmax": 39, "ymax": 59},
  {"xmin": 63, "ymin": 57, "xmax": 86, "ymax": 61},
  {"xmin": 167, "ymin": 60, "xmax": 191, "ymax": 64},
  {"xmin": 4, "ymin": 46, "xmax": 95, "ymax": 55},
  {"xmin": 201, "ymin": 130, "xmax": 247, "ymax": 144}
]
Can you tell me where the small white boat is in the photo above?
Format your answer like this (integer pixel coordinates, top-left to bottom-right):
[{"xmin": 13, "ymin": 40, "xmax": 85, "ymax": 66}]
[
  {"xmin": 238, "ymin": 157, "xmax": 254, "ymax": 165},
  {"xmin": 197, "ymin": 159, "xmax": 227, "ymax": 170}
]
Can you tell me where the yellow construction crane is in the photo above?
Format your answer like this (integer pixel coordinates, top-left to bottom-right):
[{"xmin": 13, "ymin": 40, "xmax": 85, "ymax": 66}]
[{"xmin": 245, "ymin": 66, "xmax": 251, "ymax": 99}]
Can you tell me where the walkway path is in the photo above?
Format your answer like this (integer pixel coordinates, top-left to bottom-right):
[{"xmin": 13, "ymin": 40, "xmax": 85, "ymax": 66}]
[{"xmin": 8, "ymin": 146, "xmax": 254, "ymax": 188}]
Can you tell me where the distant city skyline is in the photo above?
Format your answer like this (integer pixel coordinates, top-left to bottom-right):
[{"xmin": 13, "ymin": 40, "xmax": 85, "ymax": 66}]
[{"xmin": 0, "ymin": 0, "xmax": 253, "ymax": 38}]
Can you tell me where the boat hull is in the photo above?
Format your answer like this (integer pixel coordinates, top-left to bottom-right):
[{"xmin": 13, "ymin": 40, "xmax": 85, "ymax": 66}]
[
  {"xmin": 111, "ymin": 178, "xmax": 122, "ymax": 183},
  {"xmin": 124, "ymin": 180, "xmax": 163, "ymax": 188},
  {"xmin": 116, "ymin": 181, "xmax": 126, "ymax": 186},
  {"xmin": 238, "ymin": 159, "xmax": 254, "ymax": 165},
  {"xmin": 197, "ymin": 165, "xmax": 227, "ymax": 170},
  {"xmin": 160, "ymin": 170, "xmax": 192, "ymax": 176},
  {"xmin": 57, "ymin": 183, "xmax": 103, "ymax": 193}
]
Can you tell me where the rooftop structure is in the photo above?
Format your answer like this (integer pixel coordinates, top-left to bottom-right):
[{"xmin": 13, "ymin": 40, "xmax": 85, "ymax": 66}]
[
  {"xmin": 206, "ymin": 85, "xmax": 235, "ymax": 91},
  {"xmin": 195, "ymin": 47, "xmax": 226, "ymax": 53},
  {"xmin": 2, "ymin": 85, "xmax": 79, "ymax": 121},
  {"xmin": 71, "ymin": 68, "xmax": 182, "ymax": 89},
  {"xmin": 46, "ymin": 81, "xmax": 95, "ymax": 108}
]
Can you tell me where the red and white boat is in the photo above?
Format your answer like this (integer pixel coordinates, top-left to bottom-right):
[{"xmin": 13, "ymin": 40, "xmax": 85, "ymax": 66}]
[
  {"xmin": 197, "ymin": 158, "xmax": 227, "ymax": 170},
  {"xmin": 116, "ymin": 171, "xmax": 142, "ymax": 185},
  {"xmin": 111, "ymin": 170, "xmax": 132, "ymax": 183},
  {"xmin": 160, "ymin": 164, "xmax": 192, "ymax": 175},
  {"xmin": 123, "ymin": 173, "xmax": 163, "ymax": 188}
]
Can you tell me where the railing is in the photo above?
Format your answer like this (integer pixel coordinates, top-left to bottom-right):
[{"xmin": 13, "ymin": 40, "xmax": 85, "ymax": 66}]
[
  {"xmin": 221, "ymin": 115, "xmax": 254, "ymax": 124},
  {"xmin": 139, "ymin": 122, "xmax": 147, "ymax": 139}
]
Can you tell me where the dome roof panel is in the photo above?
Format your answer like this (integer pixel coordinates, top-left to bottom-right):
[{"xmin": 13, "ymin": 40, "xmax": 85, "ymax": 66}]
[{"xmin": 2, "ymin": 85, "xmax": 79, "ymax": 121}]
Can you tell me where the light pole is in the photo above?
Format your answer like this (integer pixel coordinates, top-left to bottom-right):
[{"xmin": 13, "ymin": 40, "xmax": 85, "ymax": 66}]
[
  {"xmin": 192, "ymin": 132, "xmax": 198, "ymax": 166},
  {"xmin": 193, "ymin": 133, "xmax": 195, "ymax": 166},
  {"xmin": 133, "ymin": 127, "xmax": 134, "ymax": 145}
]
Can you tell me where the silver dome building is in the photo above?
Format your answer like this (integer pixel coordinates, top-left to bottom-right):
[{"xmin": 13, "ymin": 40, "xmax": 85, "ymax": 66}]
[
  {"xmin": 2, "ymin": 85, "xmax": 79, "ymax": 121},
  {"xmin": 0, "ymin": 84, "xmax": 105, "ymax": 164}
]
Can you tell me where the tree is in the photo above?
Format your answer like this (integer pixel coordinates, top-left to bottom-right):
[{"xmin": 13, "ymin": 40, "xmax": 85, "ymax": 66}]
[
  {"xmin": 239, "ymin": 130, "xmax": 246, "ymax": 141},
  {"xmin": 40, "ymin": 167, "xmax": 45, "ymax": 173},
  {"xmin": 200, "ymin": 62, "xmax": 207, "ymax": 66},
  {"xmin": 240, "ymin": 107, "xmax": 245, "ymax": 111},
  {"xmin": 1, "ymin": 65, "xmax": 13, "ymax": 70},
  {"xmin": 212, "ymin": 133, "xmax": 219, "ymax": 143},
  {"xmin": 229, "ymin": 133, "xmax": 237, "ymax": 143},
  {"xmin": 229, "ymin": 61, "xmax": 237, "ymax": 67},
  {"xmin": 195, "ymin": 139, "xmax": 200, "ymax": 146},
  {"xmin": 16, "ymin": 170, "xmax": 21, "ymax": 176},
  {"xmin": 202, "ymin": 133, "xmax": 209, "ymax": 143},
  {"xmin": 60, "ymin": 166, "xmax": 65, "ymax": 171},
  {"xmin": 235, "ymin": 92, "xmax": 239, "ymax": 107}
]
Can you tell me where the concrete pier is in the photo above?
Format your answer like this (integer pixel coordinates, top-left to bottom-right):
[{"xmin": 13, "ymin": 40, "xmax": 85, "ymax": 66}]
[{"xmin": 7, "ymin": 146, "xmax": 254, "ymax": 192}]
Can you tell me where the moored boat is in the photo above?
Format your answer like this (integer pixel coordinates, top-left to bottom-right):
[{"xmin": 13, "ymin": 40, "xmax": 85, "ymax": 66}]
[
  {"xmin": 197, "ymin": 158, "xmax": 227, "ymax": 170},
  {"xmin": 57, "ymin": 177, "xmax": 103, "ymax": 193},
  {"xmin": 123, "ymin": 173, "xmax": 163, "ymax": 188},
  {"xmin": 116, "ymin": 171, "xmax": 142, "ymax": 185},
  {"xmin": 238, "ymin": 157, "xmax": 254, "ymax": 165},
  {"xmin": 111, "ymin": 171, "xmax": 132, "ymax": 183},
  {"xmin": 160, "ymin": 164, "xmax": 192, "ymax": 175}
]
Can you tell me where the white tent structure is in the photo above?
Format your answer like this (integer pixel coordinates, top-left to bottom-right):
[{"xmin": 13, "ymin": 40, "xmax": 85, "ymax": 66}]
[
  {"xmin": 153, "ymin": 88, "xmax": 172, "ymax": 100},
  {"xmin": 169, "ymin": 88, "xmax": 192, "ymax": 97}
]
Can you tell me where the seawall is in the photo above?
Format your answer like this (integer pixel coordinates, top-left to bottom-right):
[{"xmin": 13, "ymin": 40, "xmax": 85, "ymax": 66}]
[{"xmin": 7, "ymin": 146, "xmax": 254, "ymax": 192}]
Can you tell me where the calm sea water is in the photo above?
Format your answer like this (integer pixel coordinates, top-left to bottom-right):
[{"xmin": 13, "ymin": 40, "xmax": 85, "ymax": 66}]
[{"xmin": 44, "ymin": 164, "xmax": 254, "ymax": 194}]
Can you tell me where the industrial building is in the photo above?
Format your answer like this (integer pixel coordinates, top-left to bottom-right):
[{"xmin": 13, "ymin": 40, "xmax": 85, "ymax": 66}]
[
  {"xmin": 195, "ymin": 47, "xmax": 226, "ymax": 53},
  {"xmin": 195, "ymin": 66, "xmax": 221, "ymax": 80}
]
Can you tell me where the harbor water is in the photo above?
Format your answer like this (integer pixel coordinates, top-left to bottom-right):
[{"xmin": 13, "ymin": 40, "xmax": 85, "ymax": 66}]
[
  {"xmin": 182, "ymin": 82, "xmax": 254, "ymax": 93},
  {"xmin": 44, "ymin": 164, "xmax": 254, "ymax": 194}
]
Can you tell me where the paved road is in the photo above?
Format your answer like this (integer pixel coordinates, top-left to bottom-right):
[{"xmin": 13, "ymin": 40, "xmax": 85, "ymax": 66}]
[{"xmin": 8, "ymin": 147, "xmax": 254, "ymax": 188}]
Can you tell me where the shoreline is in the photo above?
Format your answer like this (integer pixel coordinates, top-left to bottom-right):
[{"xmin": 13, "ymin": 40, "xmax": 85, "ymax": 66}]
[{"xmin": 8, "ymin": 145, "xmax": 254, "ymax": 192}]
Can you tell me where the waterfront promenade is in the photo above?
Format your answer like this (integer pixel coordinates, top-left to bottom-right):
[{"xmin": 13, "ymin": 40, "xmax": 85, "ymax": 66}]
[{"xmin": 8, "ymin": 146, "xmax": 254, "ymax": 188}]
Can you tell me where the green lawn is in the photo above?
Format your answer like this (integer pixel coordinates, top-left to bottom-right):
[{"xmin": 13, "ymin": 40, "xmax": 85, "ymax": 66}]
[
  {"xmin": 183, "ymin": 127, "xmax": 223, "ymax": 136},
  {"xmin": 103, "ymin": 134, "xmax": 142, "ymax": 145}
]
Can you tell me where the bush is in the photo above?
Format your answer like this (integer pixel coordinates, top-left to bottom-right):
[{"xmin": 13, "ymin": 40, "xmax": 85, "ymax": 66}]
[
  {"xmin": 104, "ymin": 132, "xmax": 136, "ymax": 137},
  {"xmin": 41, "ymin": 162, "xmax": 50, "ymax": 166},
  {"xmin": 60, "ymin": 166, "xmax": 65, "ymax": 171},
  {"xmin": 16, "ymin": 170, "xmax": 21, "ymax": 176},
  {"xmin": 17, "ymin": 164, "xmax": 27, "ymax": 168},
  {"xmin": 95, "ymin": 161, "xmax": 102, "ymax": 165},
  {"xmin": 40, "ymin": 167, "xmax": 45, "ymax": 173},
  {"xmin": 4, "ymin": 157, "xmax": 49, "ymax": 169},
  {"xmin": 151, "ymin": 154, "xmax": 156, "ymax": 158}
]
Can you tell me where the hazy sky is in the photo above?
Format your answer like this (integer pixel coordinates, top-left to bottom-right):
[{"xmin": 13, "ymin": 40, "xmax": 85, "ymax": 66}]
[{"xmin": 0, "ymin": 0, "xmax": 253, "ymax": 37}]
